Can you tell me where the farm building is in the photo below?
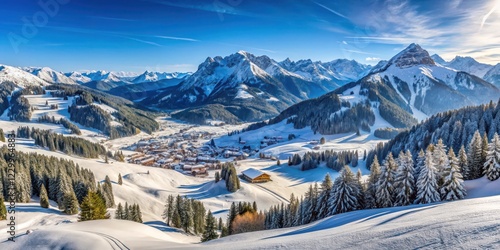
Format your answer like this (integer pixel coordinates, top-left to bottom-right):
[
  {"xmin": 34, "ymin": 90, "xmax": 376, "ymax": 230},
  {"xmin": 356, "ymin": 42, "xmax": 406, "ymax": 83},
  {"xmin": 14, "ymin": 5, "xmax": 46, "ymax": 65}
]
[{"xmin": 241, "ymin": 168, "xmax": 271, "ymax": 183}]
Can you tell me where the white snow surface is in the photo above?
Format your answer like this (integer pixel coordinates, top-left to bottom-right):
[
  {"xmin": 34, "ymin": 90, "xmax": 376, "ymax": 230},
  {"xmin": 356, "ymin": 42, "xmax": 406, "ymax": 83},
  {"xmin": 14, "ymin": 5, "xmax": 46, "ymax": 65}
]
[
  {"xmin": 0, "ymin": 65, "xmax": 49, "ymax": 87},
  {"xmin": 1, "ymin": 117, "xmax": 499, "ymax": 249}
]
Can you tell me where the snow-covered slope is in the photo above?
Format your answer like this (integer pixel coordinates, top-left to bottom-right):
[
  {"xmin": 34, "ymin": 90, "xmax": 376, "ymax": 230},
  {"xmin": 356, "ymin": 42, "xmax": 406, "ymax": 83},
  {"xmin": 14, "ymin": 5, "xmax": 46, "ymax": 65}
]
[
  {"xmin": 484, "ymin": 63, "xmax": 500, "ymax": 88},
  {"xmin": 201, "ymin": 193, "xmax": 500, "ymax": 250},
  {"xmin": 348, "ymin": 44, "xmax": 499, "ymax": 116},
  {"xmin": 132, "ymin": 71, "xmax": 190, "ymax": 83},
  {"xmin": 22, "ymin": 67, "xmax": 77, "ymax": 84},
  {"xmin": 5, "ymin": 177, "xmax": 500, "ymax": 249},
  {"xmin": 142, "ymin": 51, "xmax": 340, "ymax": 123},
  {"xmin": 279, "ymin": 58, "xmax": 370, "ymax": 85},
  {"xmin": 446, "ymin": 56, "xmax": 493, "ymax": 78},
  {"xmin": 0, "ymin": 64, "xmax": 49, "ymax": 87}
]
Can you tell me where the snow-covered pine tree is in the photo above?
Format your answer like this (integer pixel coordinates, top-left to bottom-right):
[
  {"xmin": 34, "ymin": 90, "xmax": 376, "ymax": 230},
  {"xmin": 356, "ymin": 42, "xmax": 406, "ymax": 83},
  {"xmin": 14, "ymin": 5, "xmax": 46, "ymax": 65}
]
[
  {"xmin": 328, "ymin": 166, "xmax": 360, "ymax": 215},
  {"xmin": 102, "ymin": 175, "xmax": 115, "ymax": 208},
  {"xmin": 365, "ymin": 155, "xmax": 381, "ymax": 209},
  {"xmin": 467, "ymin": 131, "xmax": 484, "ymax": 179},
  {"xmin": 415, "ymin": 150, "xmax": 441, "ymax": 204},
  {"xmin": 440, "ymin": 148, "xmax": 466, "ymax": 200},
  {"xmin": 124, "ymin": 202, "xmax": 130, "ymax": 220},
  {"xmin": 484, "ymin": 133, "xmax": 500, "ymax": 181},
  {"xmin": 115, "ymin": 202, "xmax": 124, "ymax": 219},
  {"xmin": 433, "ymin": 139, "xmax": 449, "ymax": 182},
  {"xmin": 375, "ymin": 153, "xmax": 397, "ymax": 208},
  {"xmin": 134, "ymin": 204, "xmax": 143, "ymax": 223},
  {"xmin": 482, "ymin": 133, "xmax": 489, "ymax": 171},
  {"xmin": 39, "ymin": 183, "xmax": 49, "ymax": 208},
  {"xmin": 458, "ymin": 145, "xmax": 469, "ymax": 179},
  {"xmin": 317, "ymin": 173, "xmax": 333, "ymax": 218},
  {"xmin": 118, "ymin": 173, "xmax": 122, "ymax": 185},
  {"xmin": 414, "ymin": 149, "xmax": 425, "ymax": 183},
  {"xmin": 394, "ymin": 150, "xmax": 416, "ymax": 206},
  {"xmin": 63, "ymin": 189, "xmax": 79, "ymax": 215},
  {"xmin": 356, "ymin": 169, "xmax": 365, "ymax": 209},
  {"xmin": 181, "ymin": 199, "xmax": 194, "ymax": 233},
  {"xmin": 301, "ymin": 185, "xmax": 313, "ymax": 224},
  {"xmin": 294, "ymin": 196, "xmax": 304, "ymax": 227}
]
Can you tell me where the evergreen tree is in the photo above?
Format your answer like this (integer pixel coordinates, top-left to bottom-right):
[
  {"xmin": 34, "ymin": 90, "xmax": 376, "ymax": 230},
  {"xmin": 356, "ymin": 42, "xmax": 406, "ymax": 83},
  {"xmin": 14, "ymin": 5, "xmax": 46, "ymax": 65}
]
[
  {"xmin": 375, "ymin": 153, "xmax": 397, "ymax": 208},
  {"xmin": 115, "ymin": 202, "xmax": 124, "ymax": 219},
  {"xmin": 355, "ymin": 169, "xmax": 365, "ymax": 209},
  {"xmin": 79, "ymin": 191, "xmax": 109, "ymax": 221},
  {"xmin": 215, "ymin": 171, "xmax": 220, "ymax": 183},
  {"xmin": 171, "ymin": 207, "xmax": 182, "ymax": 228},
  {"xmin": 433, "ymin": 139, "xmax": 449, "ymax": 183},
  {"xmin": 320, "ymin": 137, "xmax": 326, "ymax": 144},
  {"xmin": 124, "ymin": 202, "xmax": 130, "ymax": 220},
  {"xmin": 118, "ymin": 173, "xmax": 123, "ymax": 185},
  {"xmin": 0, "ymin": 129, "xmax": 5, "ymax": 142},
  {"xmin": 458, "ymin": 145, "xmax": 469, "ymax": 179},
  {"xmin": 181, "ymin": 200, "xmax": 194, "ymax": 233},
  {"xmin": 218, "ymin": 217, "xmax": 223, "ymax": 230},
  {"xmin": 482, "ymin": 133, "xmax": 489, "ymax": 171},
  {"xmin": 440, "ymin": 149, "xmax": 466, "ymax": 201},
  {"xmin": 277, "ymin": 159, "xmax": 281, "ymax": 166},
  {"xmin": 318, "ymin": 173, "xmax": 333, "ymax": 218},
  {"xmin": 133, "ymin": 204, "xmax": 143, "ymax": 223},
  {"xmin": 366, "ymin": 155, "xmax": 381, "ymax": 208},
  {"xmin": 0, "ymin": 197, "xmax": 7, "ymax": 220},
  {"xmin": 201, "ymin": 211, "xmax": 218, "ymax": 242},
  {"xmin": 328, "ymin": 166, "xmax": 360, "ymax": 215},
  {"xmin": 394, "ymin": 150, "xmax": 416, "ymax": 206},
  {"xmin": 39, "ymin": 183, "xmax": 49, "ymax": 208},
  {"xmin": 484, "ymin": 133, "xmax": 500, "ymax": 181},
  {"xmin": 220, "ymin": 226, "xmax": 229, "ymax": 237},
  {"xmin": 162, "ymin": 195, "xmax": 175, "ymax": 226},
  {"xmin": 415, "ymin": 150, "xmax": 441, "ymax": 204},
  {"xmin": 414, "ymin": 149, "xmax": 426, "ymax": 182},
  {"xmin": 467, "ymin": 131, "xmax": 484, "ymax": 179},
  {"xmin": 63, "ymin": 189, "xmax": 80, "ymax": 215},
  {"xmin": 102, "ymin": 175, "xmax": 115, "ymax": 208}
]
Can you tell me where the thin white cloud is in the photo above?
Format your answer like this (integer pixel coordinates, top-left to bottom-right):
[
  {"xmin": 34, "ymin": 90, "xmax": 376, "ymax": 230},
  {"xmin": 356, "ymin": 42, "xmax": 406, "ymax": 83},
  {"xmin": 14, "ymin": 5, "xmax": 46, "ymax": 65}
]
[
  {"xmin": 156, "ymin": 36, "xmax": 199, "ymax": 42},
  {"xmin": 365, "ymin": 57, "xmax": 381, "ymax": 62},
  {"xmin": 343, "ymin": 48, "xmax": 377, "ymax": 55},
  {"xmin": 122, "ymin": 36, "xmax": 163, "ymax": 47},
  {"xmin": 313, "ymin": 1, "xmax": 349, "ymax": 20}
]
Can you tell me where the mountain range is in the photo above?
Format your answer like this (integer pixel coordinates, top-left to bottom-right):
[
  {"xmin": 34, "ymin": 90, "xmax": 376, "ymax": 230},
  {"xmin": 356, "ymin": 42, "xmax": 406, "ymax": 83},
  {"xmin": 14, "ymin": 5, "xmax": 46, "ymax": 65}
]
[
  {"xmin": 258, "ymin": 44, "xmax": 499, "ymax": 136},
  {"xmin": 141, "ymin": 51, "xmax": 371, "ymax": 123}
]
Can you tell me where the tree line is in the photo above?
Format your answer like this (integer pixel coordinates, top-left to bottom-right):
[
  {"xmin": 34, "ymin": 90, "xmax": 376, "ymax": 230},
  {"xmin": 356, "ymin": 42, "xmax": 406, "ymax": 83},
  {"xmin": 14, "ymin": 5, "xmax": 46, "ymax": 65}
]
[
  {"xmin": 288, "ymin": 150, "xmax": 359, "ymax": 171},
  {"xmin": 0, "ymin": 145, "xmax": 97, "ymax": 207},
  {"xmin": 37, "ymin": 114, "xmax": 82, "ymax": 135},
  {"xmin": 367, "ymin": 100, "xmax": 500, "ymax": 171},
  {"xmin": 219, "ymin": 162, "xmax": 241, "ymax": 192},
  {"xmin": 17, "ymin": 127, "xmax": 107, "ymax": 158},
  {"xmin": 115, "ymin": 202, "xmax": 143, "ymax": 223},
  {"xmin": 46, "ymin": 84, "xmax": 159, "ymax": 135}
]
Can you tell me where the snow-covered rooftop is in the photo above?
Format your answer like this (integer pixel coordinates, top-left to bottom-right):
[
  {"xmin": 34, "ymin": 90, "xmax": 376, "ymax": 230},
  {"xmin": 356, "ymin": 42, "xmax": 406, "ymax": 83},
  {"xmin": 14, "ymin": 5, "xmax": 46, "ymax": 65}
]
[{"xmin": 242, "ymin": 168, "xmax": 267, "ymax": 179}]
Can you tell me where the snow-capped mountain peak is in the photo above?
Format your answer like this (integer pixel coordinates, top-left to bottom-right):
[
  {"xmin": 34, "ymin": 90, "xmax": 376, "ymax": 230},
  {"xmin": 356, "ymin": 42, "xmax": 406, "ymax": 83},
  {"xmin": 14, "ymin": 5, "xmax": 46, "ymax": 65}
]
[
  {"xmin": 22, "ymin": 66, "xmax": 77, "ymax": 84},
  {"xmin": 132, "ymin": 71, "xmax": 191, "ymax": 83},
  {"xmin": 430, "ymin": 54, "xmax": 447, "ymax": 65},
  {"xmin": 388, "ymin": 43, "xmax": 435, "ymax": 68},
  {"xmin": 0, "ymin": 64, "xmax": 50, "ymax": 87},
  {"xmin": 446, "ymin": 56, "xmax": 492, "ymax": 78}
]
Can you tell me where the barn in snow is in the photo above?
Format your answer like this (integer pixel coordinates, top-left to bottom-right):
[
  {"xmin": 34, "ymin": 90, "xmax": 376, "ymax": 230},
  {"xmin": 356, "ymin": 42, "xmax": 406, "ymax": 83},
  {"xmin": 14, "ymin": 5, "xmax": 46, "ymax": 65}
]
[{"xmin": 241, "ymin": 168, "xmax": 271, "ymax": 183}]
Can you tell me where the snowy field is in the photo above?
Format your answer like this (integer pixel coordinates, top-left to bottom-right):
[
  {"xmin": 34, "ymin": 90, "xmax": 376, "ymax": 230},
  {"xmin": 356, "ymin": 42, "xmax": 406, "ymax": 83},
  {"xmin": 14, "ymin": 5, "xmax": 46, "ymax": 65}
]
[
  {"xmin": 1, "ymin": 108, "xmax": 499, "ymax": 249},
  {"xmin": 3, "ymin": 183, "xmax": 500, "ymax": 249}
]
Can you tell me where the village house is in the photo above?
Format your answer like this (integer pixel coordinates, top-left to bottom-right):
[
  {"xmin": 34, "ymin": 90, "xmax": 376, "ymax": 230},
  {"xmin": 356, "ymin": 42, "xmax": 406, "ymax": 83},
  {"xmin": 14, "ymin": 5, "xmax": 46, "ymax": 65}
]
[{"xmin": 241, "ymin": 168, "xmax": 272, "ymax": 183}]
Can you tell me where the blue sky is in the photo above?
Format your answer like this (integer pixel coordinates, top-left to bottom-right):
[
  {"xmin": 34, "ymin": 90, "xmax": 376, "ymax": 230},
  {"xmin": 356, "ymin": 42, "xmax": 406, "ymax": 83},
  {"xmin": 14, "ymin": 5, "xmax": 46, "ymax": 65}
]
[{"xmin": 1, "ymin": 0, "xmax": 499, "ymax": 73}]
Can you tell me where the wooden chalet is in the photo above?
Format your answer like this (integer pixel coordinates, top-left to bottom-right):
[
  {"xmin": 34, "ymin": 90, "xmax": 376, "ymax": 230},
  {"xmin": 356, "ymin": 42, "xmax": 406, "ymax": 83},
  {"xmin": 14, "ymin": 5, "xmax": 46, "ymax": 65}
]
[{"xmin": 241, "ymin": 168, "xmax": 271, "ymax": 183}]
